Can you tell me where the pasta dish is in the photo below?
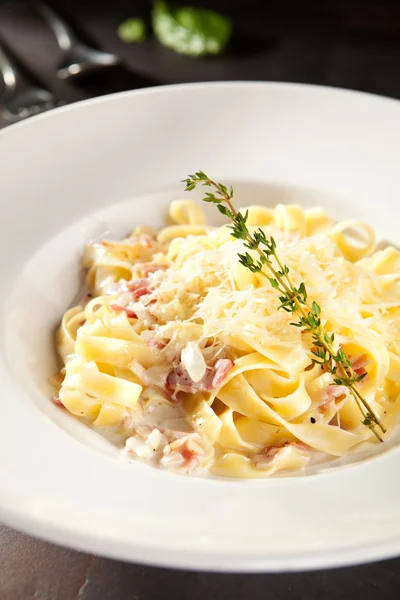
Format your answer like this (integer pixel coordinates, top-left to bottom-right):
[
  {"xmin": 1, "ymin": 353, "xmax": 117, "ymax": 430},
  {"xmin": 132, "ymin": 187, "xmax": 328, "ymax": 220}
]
[{"xmin": 52, "ymin": 179, "xmax": 400, "ymax": 478}]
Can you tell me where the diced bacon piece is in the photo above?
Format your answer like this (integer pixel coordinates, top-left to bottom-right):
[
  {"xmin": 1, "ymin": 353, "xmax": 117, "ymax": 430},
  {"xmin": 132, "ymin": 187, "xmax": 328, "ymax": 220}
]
[
  {"xmin": 253, "ymin": 441, "xmax": 313, "ymax": 468},
  {"xmin": 126, "ymin": 278, "xmax": 152, "ymax": 300},
  {"xmin": 211, "ymin": 358, "xmax": 234, "ymax": 388},
  {"xmin": 140, "ymin": 331, "xmax": 167, "ymax": 351},
  {"xmin": 133, "ymin": 287, "xmax": 150, "ymax": 300},
  {"xmin": 148, "ymin": 338, "xmax": 167, "ymax": 351},
  {"xmin": 256, "ymin": 445, "xmax": 282, "ymax": 461},
  {"xmin": 165, "ymin": 367, "xmax": 193, "ymax": 393},
  {"xmin": 181, "ymin": 446, "xmax": 197, "ymax": 464},
  {"xmin": 162, "ymin": 433, "xmax": 205, "ymax": 470},
  {"xmin": 166, "ymin": 357, "xmax": 234, "ymax": 395},
  {"xmin": 320, "ymin": 385, "xmax": 349, "ymax": 408},
  {"xmin": 121, "ymin": 415, "xmax": 134, "ymax": 429},
  {"xmin": 351, "ymin": 354, "xmax": 369, "ymax": 378},
  {"xmin": 141, "ymin": 263, "xmax": 168, "ymax": 277},
  {"xmin": 110, "ymin": 304, "xmax": 137, "ymax": 319},
  {"xmin": 52, "ymin": 396, "xmax": 64, "ymax": 407},
  {"xmin": 291, "ymin": 441, "xmax": 313, "ymax": 452},
  {"xmin": 354, "ymin": 367, "xmax": 367, "ymax": 378}
]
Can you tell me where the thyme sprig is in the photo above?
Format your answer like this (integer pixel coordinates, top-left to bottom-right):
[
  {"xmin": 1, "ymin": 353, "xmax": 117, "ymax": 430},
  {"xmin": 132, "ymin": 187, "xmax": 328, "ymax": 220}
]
[{"xmin": 182, "ymin": 171, "xmax": 386, "ymax": 442}]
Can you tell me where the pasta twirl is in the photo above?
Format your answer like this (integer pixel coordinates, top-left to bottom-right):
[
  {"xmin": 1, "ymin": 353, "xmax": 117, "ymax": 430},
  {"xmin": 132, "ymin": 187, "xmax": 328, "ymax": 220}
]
[{"xmin": 52, "ymin": 199, "xmax": 400, "ymax": 478}]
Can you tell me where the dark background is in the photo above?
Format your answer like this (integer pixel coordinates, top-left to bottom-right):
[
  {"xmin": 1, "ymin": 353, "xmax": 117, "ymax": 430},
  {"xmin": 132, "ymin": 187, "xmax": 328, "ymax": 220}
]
[
  {"xmin": 2, "ymin": 0, "xmax": 400, "ymax": 105},
  {"xmin": 1, "ymin": 0, "xmax": 400, "ymax": 598}
]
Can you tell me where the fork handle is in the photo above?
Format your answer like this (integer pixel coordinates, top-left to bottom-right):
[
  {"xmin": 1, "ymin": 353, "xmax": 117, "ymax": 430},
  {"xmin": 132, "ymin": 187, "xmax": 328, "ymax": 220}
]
[
  {"xmin": 36, "ymin": 1, "xmax": 77, "ymax": 52},
  {"xmin": 0, "ymin": 44, "xmax": 21, "ymax": 95}
]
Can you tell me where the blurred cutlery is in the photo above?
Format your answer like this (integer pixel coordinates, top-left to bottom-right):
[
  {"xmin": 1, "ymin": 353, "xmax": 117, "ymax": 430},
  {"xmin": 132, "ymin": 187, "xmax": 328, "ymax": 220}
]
[
  {"xmin": 0, "ymin": 43, "xmax": 63, "ymax": 123},
  {"xmin": 37, "ymin": 1, "xmax": 120, "ymax": 80}
]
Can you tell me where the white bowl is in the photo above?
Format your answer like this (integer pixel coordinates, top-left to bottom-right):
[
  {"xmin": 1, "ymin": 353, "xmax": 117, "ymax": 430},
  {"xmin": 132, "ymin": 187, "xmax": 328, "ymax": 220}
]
[{"xmin": 0, "ymin": 82, "xmax": 399, "ymax": 572}]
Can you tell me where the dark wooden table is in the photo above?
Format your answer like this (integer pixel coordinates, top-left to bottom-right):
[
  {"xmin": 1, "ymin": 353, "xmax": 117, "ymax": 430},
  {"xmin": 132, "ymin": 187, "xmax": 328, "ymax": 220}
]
[
  {"xmin": 1, "ymin": 1, "xmax": 400, "ymax": 597},
  {"xmin": 1, "ymin": 522, "xmax": 399, "ymax": 599}
]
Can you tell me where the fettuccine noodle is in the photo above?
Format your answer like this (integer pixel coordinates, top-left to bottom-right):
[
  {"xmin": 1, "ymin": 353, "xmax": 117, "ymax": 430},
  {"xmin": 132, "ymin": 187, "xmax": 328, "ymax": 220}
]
[{"xmin": 52, "ymin": 200, "xmax": 400, "ymax": 478}]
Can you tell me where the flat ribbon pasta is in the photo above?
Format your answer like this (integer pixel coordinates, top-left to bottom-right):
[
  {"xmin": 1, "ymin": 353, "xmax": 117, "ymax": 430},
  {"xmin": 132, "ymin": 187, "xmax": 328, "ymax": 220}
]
[{"xmin": 53, "ymin": 201, "xmax": 400, "ymax": 478}]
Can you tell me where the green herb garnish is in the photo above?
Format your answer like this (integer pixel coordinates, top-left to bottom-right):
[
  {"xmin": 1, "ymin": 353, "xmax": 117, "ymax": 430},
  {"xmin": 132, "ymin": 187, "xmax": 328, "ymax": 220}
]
[
  {"xmin": 182, "ymin": 171, "xmax": 386, "ymax": 442},
  {"xmin": 118, "ymin": 18, "xmax": 147, "ymax": 43},
  {"xmin": 152, "ymin": 1, "xmax": 232, "ymax": 57}
]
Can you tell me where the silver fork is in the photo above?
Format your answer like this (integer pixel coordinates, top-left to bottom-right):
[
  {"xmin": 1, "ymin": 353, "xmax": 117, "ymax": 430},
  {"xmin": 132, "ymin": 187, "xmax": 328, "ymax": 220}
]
[
  {"xmin": 0, "ymin": 43, "xmax": 63, "ymax": 123},
  {"xmin": 37, "ymin": 2, "xmax": 120, "ymax": 80}
]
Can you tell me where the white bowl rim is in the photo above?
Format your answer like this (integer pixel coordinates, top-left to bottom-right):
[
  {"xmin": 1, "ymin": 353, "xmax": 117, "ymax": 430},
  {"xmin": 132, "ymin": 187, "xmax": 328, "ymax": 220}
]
[{"xmin": 1, "ymin": 79, "xmax": 400, "ymax": 141}]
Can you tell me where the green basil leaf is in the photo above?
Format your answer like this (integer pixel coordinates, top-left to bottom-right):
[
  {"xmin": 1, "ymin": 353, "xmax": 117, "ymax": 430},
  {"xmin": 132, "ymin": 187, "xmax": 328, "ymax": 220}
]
[
  {"xmin": 152, "ymin": 1, "xmax": 232, "ymax": 57},
  {"xmin": 118, "ymin": 18, "xmax": 147, "ymax": 43}
]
